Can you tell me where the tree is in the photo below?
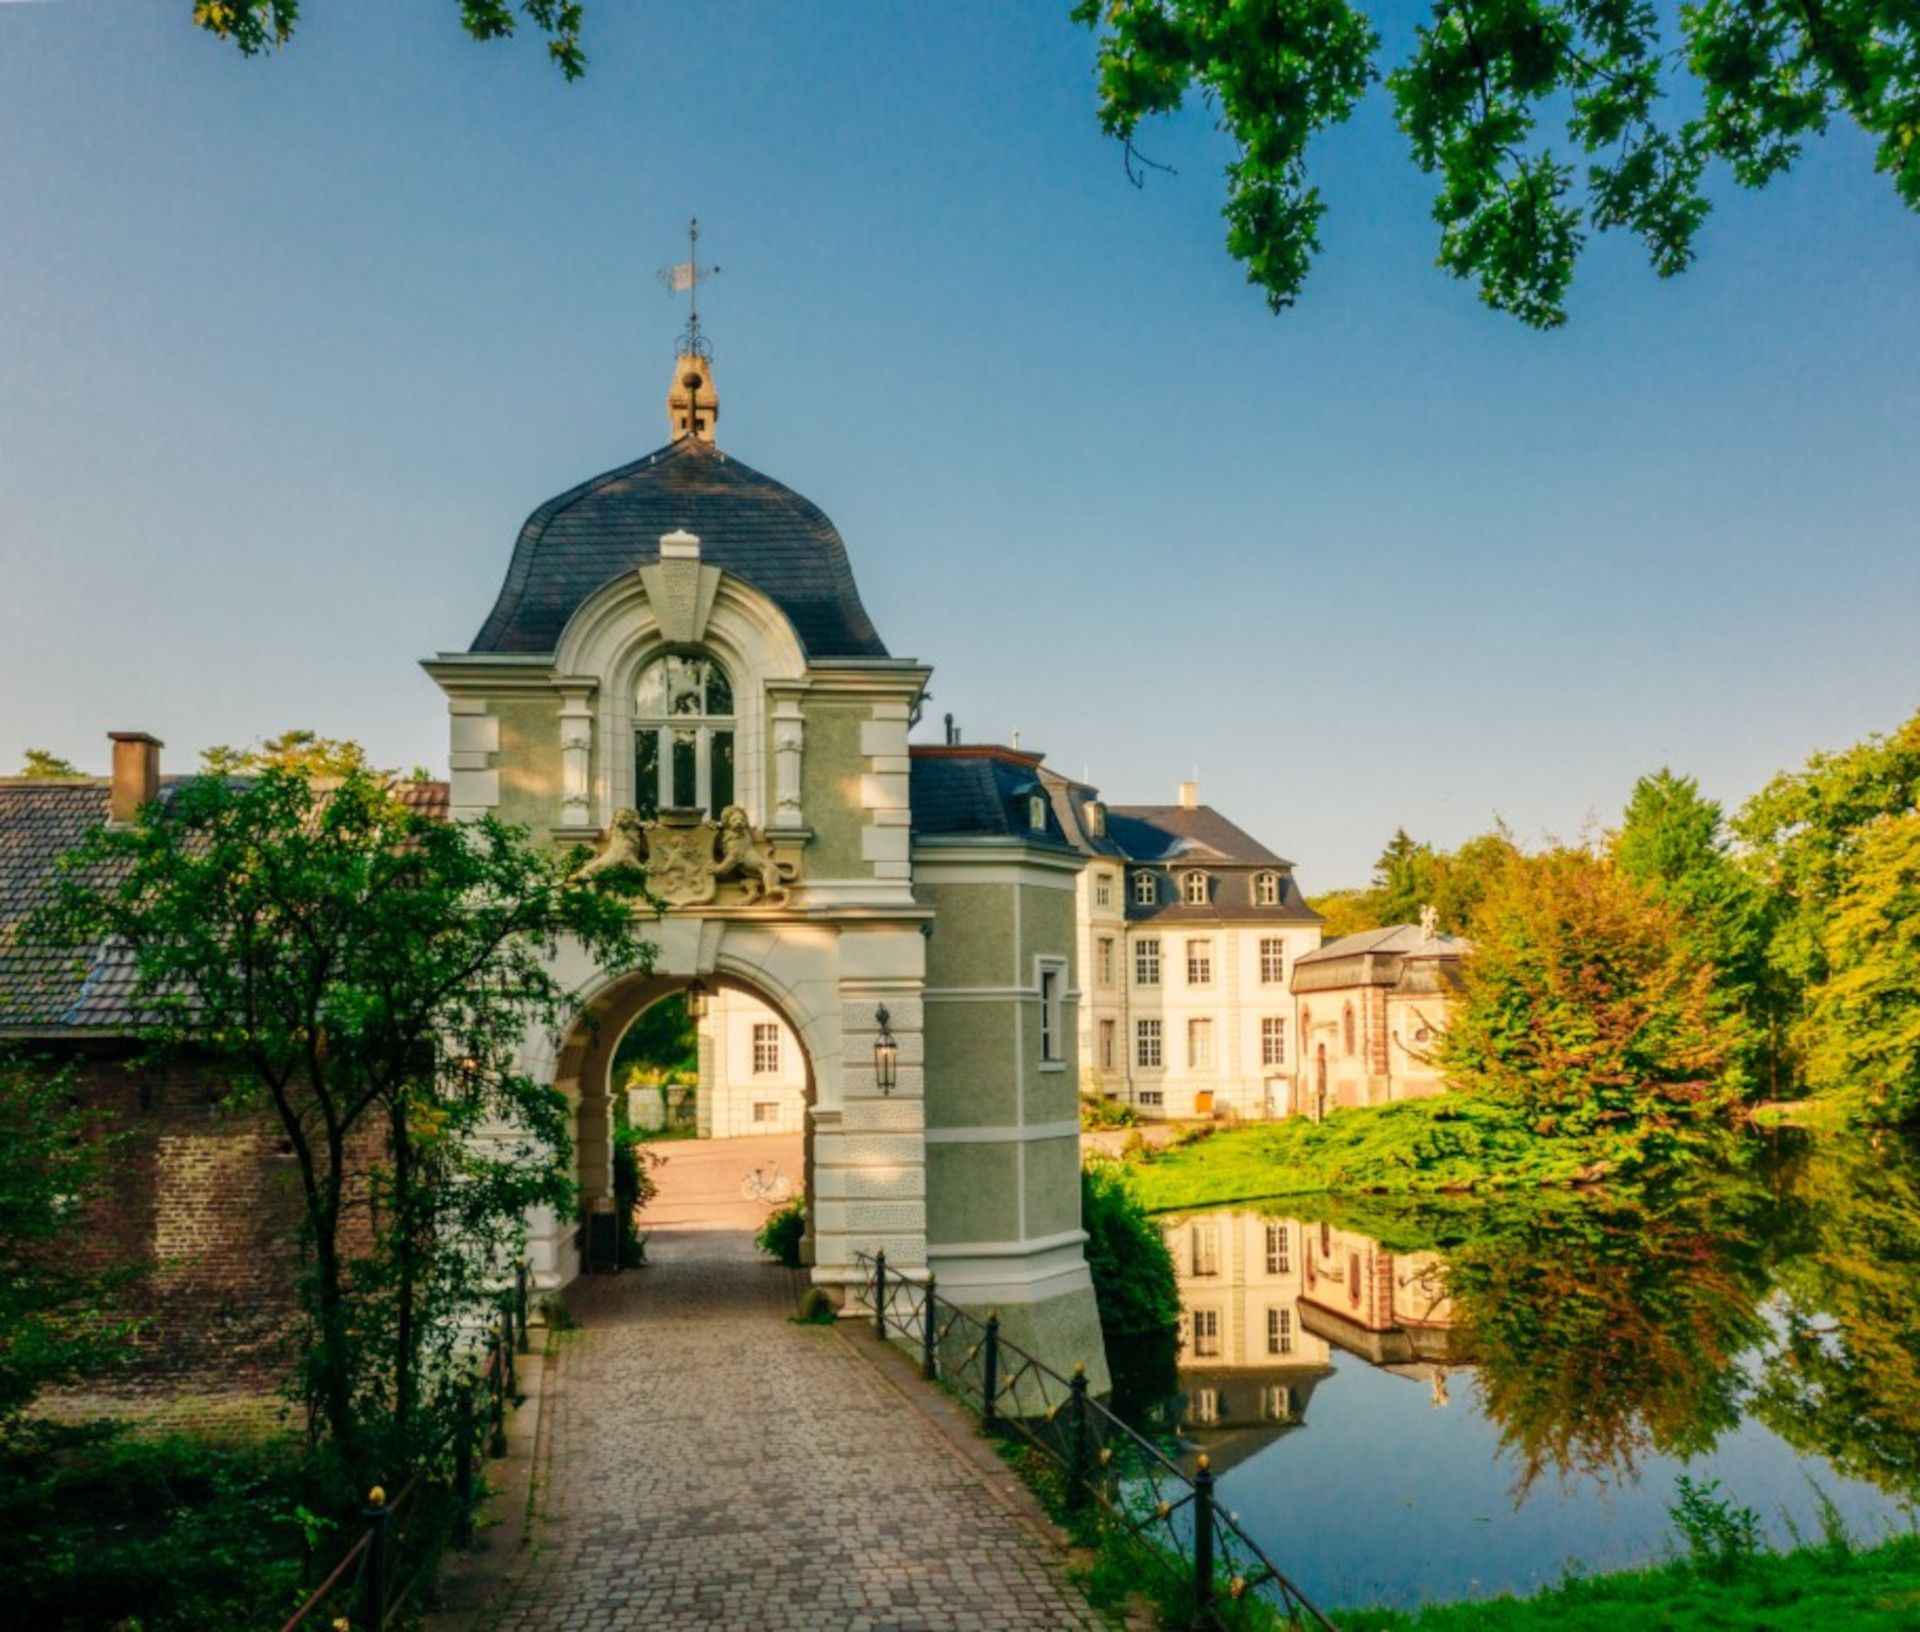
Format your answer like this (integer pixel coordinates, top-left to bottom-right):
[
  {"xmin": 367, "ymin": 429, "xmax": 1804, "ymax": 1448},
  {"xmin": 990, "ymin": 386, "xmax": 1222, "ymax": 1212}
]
[
  {"xmin": 1800, "ymin": 809, "xmax": 1920, "ymax": 1122},
  {"xmin": 1308, "ymin": 824, "xmax": 1515, "ymax": 936},
  {"xmin": 192, "ymin": 1, "xmax": 586, "ymax": 77},
  {"xmin": 1077, "ymin": 1, "xmax": 1917, "ymax": 327},
  {"xmin": 16, "ymin": 750, "xmax": 81, "ymax": 780},
  {"xmin": 41, "ymin": 762, "xmax": 650, "ymax": 1451},
  {"xmin": 1613, "ymin": 768, "xmax": 1773, "ymax": 1075},
  {"xmin": 0, "ymin": 1054, "xmax": 136, "ymax": 1430},
  {"xmin": 200, "ymin": 729, "xmax": 371, "ymax": 778},
  {"xmin": 1438, "ymin": 843, "xmax": 1748, "ymax": 1150}
]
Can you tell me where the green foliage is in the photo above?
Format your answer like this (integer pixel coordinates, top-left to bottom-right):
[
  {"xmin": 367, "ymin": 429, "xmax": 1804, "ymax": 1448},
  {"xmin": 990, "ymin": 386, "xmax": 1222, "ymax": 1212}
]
[
  {"xmin": 611, "ymin": 1125, "xmax": 661, "ymax": 1266},
  {"xmin": 1079, "ymin": 1161, "xmax": 1180, "ymax": 1334},
  {"xmin": 1669, "ymin": 1474, "xmax": 1763, "ymax": 1579},
  {"xmin": 793, "ymin": 1286, "xmax": 837, "ymax": 1325},
  {"xmin": 1080, "ymin": 1094, "xmax": 1143, "ymax": 1129},
  {"xmin": 613, "ymin": 991, "xmax": 698, "ymax": 1085},
  {"xmin": 1336, "ymin": 1531, "xmax": 1920, "ymax": 1629},
  {"xmin": 16, "ymin": 748, "xmax": 81, "ymax": 779},
  {"xmin": 1126, "ymin": 1095, "xmax": 1608, "ymax": 1212},
  {"xmin": 1076, "ymin": 1, "xmax": 1918, "ymax": 326},
  {"xmin": 1308, "ymin": 825, "xmax": 1515, "ymax": 938},
  {"xmin": 0, "ymin": 1055, "xmax": 139, "ymax": 1427},
  {"xmin": 755, "ymin": 1195, "xmax": 807, "ymax": 1268},
  {"xmin": 191, "ymin": 0, "xmax": 587, "ymax": 77},
  {"xmin": 35, "ymin": 760, "xmax": 652, "ymax": 1454},
  {"xmin": 199, "ymin": 727, "xmax": 372, "ymax": 777},
  {"xmin": 0, "ymin": 1425, "xmax": 311, "ymax": 1631},
  {"xmin": 1439, "ymin": 843, "xmax": 1749, "ymax": 1144}
]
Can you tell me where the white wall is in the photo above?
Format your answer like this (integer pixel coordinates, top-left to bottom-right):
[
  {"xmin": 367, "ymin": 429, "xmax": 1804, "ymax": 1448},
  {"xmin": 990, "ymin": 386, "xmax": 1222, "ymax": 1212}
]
[{"xmin": 699, "ymin": 987, "xmax": 808, "ymax": 1138}]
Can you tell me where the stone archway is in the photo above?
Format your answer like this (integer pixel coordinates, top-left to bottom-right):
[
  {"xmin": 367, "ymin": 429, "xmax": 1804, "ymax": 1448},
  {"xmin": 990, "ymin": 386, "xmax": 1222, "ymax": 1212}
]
[{"xmin": 524, "ymin": 912, "xmax": 926, "ymax": 1297}]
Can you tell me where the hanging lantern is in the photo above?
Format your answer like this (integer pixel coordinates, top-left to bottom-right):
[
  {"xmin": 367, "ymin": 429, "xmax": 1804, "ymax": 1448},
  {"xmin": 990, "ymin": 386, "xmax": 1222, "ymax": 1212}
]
[
  {"xmin": 687, "ymin": 978, "xmax": 710, "ymax": 1022},
  {"xmin": 873, "ymin": 1004, "xmax": 898, "ymax": 1094}
]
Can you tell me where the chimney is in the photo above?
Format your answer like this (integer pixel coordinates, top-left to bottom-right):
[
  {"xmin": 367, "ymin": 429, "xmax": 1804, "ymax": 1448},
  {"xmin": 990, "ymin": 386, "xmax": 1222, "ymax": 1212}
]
[
  {"xmin": 108, "ymin": 731, "xmax": 162, "ymax": 824},
  {"xmin": 1177, "ymin": 779, "xmax": 1198, "ymax": 809}
]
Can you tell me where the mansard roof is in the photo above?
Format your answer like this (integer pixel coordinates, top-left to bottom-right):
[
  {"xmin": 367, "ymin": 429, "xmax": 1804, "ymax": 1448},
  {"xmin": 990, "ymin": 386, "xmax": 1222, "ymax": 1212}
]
[
  {"xmin": 0, "ymin": 776, "xmax": 449, "ymax": 1035},
  {"xmin": 1292, "ymin": 924, "xmax": 1471, "ymax": 996},
  {"xmin": 908, "ymin": 747, "xmax": 1071, "ymax": 848},
  {"xmin": 471, "ymin": 437, "xmax": 889, "ymax": 660}
]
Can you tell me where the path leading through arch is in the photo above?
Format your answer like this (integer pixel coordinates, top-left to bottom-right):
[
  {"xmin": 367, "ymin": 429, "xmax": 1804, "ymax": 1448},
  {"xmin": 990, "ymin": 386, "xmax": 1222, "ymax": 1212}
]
[{"xmin": 475, "ymin": 1141, "xmax": 1103, "ymax": 1632}]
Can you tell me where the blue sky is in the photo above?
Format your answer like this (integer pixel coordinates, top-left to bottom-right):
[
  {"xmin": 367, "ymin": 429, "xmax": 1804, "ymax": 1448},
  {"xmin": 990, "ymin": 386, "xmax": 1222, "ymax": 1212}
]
[{"xmin": 1, "ymin": 1, "xmax": 1915, "ymax": 889}]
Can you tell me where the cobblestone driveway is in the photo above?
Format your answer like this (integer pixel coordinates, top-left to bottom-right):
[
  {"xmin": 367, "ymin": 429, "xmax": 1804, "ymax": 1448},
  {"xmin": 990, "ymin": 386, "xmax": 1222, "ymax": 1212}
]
[{"xmin": 481, "ymin": 1239, "xmax": 1101, "ymax": 1631}]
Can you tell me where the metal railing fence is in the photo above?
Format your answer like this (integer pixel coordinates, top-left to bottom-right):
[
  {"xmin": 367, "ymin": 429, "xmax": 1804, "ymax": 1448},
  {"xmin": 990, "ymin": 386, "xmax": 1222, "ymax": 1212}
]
[
  {"xmin": 277, "ymin": 1261, "xmax": 533, "ymax": 1632},
  {"xmin": 854, "ymin": 1249, "xmax": 1336, "ymax": 1631}
]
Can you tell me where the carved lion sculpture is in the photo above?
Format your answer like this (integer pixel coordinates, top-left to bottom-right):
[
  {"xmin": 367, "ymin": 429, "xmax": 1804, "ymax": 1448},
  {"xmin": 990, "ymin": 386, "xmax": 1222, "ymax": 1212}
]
[
  {"xmin": 578, "ymin": 807, "xmax": 648, "ymax": 879},
  {"xmin": 714, "ymin": 805, "xmax": 797, "ymax": 906}
]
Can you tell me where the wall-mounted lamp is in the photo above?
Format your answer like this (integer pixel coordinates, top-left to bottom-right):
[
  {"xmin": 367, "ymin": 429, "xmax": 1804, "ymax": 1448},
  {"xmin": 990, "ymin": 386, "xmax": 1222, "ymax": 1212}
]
[
  {"xmin": 874, "ymin": 1004, "xmax": 898, "ymax": 1095},
  {"xmin": 687, "ymin": 978, "xmax": 710, "ymax": 1022}
]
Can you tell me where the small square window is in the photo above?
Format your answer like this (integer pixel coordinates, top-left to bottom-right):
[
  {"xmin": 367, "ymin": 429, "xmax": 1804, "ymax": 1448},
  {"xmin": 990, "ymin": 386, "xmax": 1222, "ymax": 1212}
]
[{"xmin": 752, "ymin": 1100, "xmax": 780, "ymax": 1125}]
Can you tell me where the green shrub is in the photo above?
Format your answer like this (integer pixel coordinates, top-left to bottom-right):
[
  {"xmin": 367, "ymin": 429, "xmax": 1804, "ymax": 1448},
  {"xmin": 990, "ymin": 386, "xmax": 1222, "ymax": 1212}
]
[
  {"xmin": 793, "ymin": 1287, "xmax": 837, "ymax": 1325},
  {"xmin": 1080, "ymin": 1095, "xmax": 1142, "ymax": 1130},
  {"xmin": 755, "ymin": 1196, "xmax": 807, "ymax": 1268},
  {"xmin": 612, "ymin": 1126, "xmax": 661, "ymax": 1267},
  {"xmin": 1670, "ymin": 1475, "xmax": 1762, "ymax": 1580},
  {"xmin": 1080, "ymin": 1162, "xmax": 1180, "ymax": 1336}
]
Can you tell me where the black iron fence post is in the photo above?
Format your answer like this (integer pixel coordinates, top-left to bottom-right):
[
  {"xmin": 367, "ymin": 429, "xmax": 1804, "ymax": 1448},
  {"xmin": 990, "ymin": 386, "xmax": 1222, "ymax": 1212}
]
[
  {"xmin": 488, "ymin": 1334, "xmax": 508, "ymax": 1459},
  {"xmin": 1192, "ymin": 1453, "xmax": 1216, "ymax": 1618},
  {"xmin": 920, "ymin": 1272, "xmax": 938, "ymax": 1380},
  {"xmin": 503, "ymin": 1308, "xmax": 518, "ymax": 1398},
  {"xmin": 982, "ymin": 1312, "xmax": 1001, "ymax": 1431},
  {"xmin": 516, "ymin": 1262, "xmax": 531, "ymax": 1354},
  {"xmin": 454, "ymin": 1386, "xmax": 476, "ymax": 1548},
  {"xmin": 873, "ymin": 1248, "xmax": 888, "ymax": 1341},
  {"xmin": 358, "ymin": 1486, "xmax": 390, "ymax": 1632},
  {"xmin": 1067, "ymin": 1363, "xmax": 1091, "ymax": 1511}
]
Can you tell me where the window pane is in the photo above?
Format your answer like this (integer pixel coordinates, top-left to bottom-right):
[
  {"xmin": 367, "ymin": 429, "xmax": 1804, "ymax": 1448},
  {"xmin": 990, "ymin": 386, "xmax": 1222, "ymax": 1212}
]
[
  {"xmin": 705, "ymin": 661, "xmax": 734, "ymax": 716},
  {"xmin": 711, "ymin": 729, "xmax": 734, "ymax": 815},
  {"xmin": 671, "ymin": 728, "xmax": 698, "ymax": 808},
  {"xmin": 635, "ymin": 729, "xmax": 660, "ymax": 820},
  {"xmin": 635, "ymin": 660, "xmax": 671, "ymax": 717}
]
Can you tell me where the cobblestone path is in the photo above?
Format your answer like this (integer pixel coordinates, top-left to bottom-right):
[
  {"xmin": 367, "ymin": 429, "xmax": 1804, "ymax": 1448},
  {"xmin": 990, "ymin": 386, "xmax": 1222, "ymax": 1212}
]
[{"xmin": 481, "ymin": 1240, "xmax": 1102, "ymax": 1631}]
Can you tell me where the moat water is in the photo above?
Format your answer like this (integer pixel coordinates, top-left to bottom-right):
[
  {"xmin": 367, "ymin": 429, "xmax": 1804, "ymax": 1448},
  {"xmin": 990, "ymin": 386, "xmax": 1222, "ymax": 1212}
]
[{"xmin": 1109, "ymin": 1129, "xmax": 1920, "ymax": 1611}]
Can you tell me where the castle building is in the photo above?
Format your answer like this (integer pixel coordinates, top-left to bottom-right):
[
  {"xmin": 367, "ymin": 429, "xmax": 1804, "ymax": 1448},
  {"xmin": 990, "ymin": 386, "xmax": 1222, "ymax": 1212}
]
[{"xmin": 1045, "ymin": 771, "xmax": 1323, "ymax": 1121}]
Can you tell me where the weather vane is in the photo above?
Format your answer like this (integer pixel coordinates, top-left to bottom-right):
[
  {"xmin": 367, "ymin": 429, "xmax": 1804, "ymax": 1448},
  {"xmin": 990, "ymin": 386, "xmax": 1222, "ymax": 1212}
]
[{"xmin": 658, "ymin": 216, "xmax": 720, "ymax": 360}]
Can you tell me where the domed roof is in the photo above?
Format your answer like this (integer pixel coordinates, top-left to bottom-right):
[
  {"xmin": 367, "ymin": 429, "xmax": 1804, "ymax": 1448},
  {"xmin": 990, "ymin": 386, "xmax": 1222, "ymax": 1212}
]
[{"xmin": 471, "ymin": 437, "xmax": 888, "ymax": 659}]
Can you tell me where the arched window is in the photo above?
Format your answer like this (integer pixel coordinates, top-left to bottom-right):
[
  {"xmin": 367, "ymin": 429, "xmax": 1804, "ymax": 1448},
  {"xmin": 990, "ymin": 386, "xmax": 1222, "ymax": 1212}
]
[
  {"xmin": 634, "ymin": 652, "xmax": 735, "ymax": 820},
  {"xmin": 1343, "ymin": 1003, "xmax": 1357, "ymax": 1057},
  {"xmin": 1133, "ymin": 871, "xmax": 1158, "ymax": 906},
  {"xmin": 1255, "ymin": 872, "xmax": 1280, "ymax": 906},
  {"xmin": 1183, "ymin": 871, "xmax": 1209, "ymax": 905},
  {"xmin": 1028, "ymin": 794, "xmax": 1048, "ymax": 832}
]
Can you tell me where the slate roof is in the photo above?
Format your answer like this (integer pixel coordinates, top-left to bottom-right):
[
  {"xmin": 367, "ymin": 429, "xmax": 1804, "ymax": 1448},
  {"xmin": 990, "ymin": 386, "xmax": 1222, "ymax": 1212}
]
[
  {"xmin": 1036, "ymin": 769, "xmax": 1318, "ymax": 925},
  {"xmin": 472, "ymin": 437, "xmax": 889, "ymax": 660},
  {"xmin": 908, "ymin": 748, "xmax": 1071, "ymax": 848},
  {"xmin": 1291, "ymin": 923, "xmax": 1470, "ymax": 996},
  {"xmin": 0, "ymin": 776, "xmax": 451, "ymax": 1035}
]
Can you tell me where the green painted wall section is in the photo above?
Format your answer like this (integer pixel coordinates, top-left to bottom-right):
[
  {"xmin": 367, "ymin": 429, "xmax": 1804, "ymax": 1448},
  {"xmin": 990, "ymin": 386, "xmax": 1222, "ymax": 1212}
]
[
  {"xmin": 921, "ymin": 880, "xmax": 1016, "ymax": 989},
  {"xmin": 925, "ymin": 1142, "xmax": 1019, "ymax": 1245},
  {"xmin": 800, "ymin": 702, "xmax": 867, "ymax": 876},
  {"xmin": 922, "ymin": 1000, "xmax": 1020, "ymax": 1129},
  {"xmin": 1023, "ymin": 1134, "xmax": 1082, "ymax": 1238}
]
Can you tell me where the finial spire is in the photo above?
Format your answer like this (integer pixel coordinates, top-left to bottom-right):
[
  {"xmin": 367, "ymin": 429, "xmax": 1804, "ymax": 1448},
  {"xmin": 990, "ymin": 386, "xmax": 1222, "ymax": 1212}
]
[{"xmin": 659, "ymin": 217, "xmax": 722, "ymax": 442}]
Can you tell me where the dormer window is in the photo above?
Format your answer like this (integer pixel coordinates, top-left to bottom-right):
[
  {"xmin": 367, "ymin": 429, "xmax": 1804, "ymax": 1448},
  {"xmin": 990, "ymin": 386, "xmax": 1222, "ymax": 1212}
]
[
  {"xmin": 634, "ymin": 652, "xmax": 735, "ymax": 820},
  {"xmin": 1183, "ymin": 871, "xmax": 1209, "ymax": 905},
  {"xmin": 1028, "ymin": 794, "xmax": 1047, "ymax": 833},
  {"xmin": 1086, "ymin": 800, "xmax": 1107, "ymax": 837},
  {"xmin": 1255, "ymin": 872, "xmax": 1281, "ymax": 906},
  {"xmin": 1133, "ymin": 871, "xmax": 1158, "ymax": 906}
]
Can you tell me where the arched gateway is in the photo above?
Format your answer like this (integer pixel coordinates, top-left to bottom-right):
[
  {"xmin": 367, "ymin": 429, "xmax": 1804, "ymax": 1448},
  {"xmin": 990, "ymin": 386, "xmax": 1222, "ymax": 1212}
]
[{"xmin": 423, "ymin": 347, "xmax": 1108, "ymax": 1387}]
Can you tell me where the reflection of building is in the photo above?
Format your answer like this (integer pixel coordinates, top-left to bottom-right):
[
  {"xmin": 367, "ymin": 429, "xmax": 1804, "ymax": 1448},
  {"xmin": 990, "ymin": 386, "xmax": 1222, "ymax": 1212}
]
[
  {"xmin": 1047, "ymin": 774, "xmax": 1323, "ymax": 1122},
  {"xmin": 1162, "ymin": 1212, "xmax": 1335, "ymax": 1463},
  {"xmin": 1291, "ymin": 919, "xmax": 1470, "ymax": 1115},
  {"xmin": 1297, "ymin": 1219, "xmax": 1470, "ymax": 1404}
]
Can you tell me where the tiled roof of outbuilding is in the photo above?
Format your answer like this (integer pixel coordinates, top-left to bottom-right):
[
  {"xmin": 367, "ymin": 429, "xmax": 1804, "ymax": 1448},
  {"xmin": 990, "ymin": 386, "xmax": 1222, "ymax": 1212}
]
[
  {"xmin": 0, "ymin": 776, "xmax": 451, "ymax": 1035},
  {"xmin": 471, "ymin": 437, "xmax": 889, "ymax": 660}
]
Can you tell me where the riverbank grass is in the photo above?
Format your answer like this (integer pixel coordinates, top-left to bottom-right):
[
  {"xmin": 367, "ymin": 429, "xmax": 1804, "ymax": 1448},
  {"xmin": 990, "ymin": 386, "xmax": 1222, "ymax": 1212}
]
[
  {"xmin": 1339, "ymin": 1532, "xmax": 1920, "ymax": 1630},
  {"xmin": 1125, "ymin": 1098, "xmax": 1605, "ymax": 1214}
]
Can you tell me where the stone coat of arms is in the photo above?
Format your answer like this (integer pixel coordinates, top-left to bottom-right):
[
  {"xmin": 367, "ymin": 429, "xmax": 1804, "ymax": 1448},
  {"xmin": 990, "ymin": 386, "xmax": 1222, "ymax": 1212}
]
[{"xmin": 579, "ymin": 805, "xmax": 798, "ymax": 908}]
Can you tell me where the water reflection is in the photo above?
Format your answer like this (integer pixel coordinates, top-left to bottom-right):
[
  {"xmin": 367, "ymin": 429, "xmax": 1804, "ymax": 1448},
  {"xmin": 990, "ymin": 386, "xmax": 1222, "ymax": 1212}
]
[{"xmin": 1125, "ymin": 1130, "xmax": 1920, "ymax": 1608}]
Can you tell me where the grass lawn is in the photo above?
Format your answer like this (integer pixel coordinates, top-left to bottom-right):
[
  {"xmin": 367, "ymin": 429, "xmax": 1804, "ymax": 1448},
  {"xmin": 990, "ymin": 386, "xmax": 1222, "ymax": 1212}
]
[
  {"xmin": 1338, "ymin": 1535, "xmax": 1920, "ymax": 1630},
  {"xmin": 1121, "ymin": 1097, "xmax": 1605, "ymax": 1214}
]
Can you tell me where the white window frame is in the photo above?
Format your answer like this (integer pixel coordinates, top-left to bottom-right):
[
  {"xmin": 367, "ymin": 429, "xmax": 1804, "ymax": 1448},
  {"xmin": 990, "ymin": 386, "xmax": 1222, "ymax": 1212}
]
[
  {"xmin": 1028, "ymin": 794, "xmax": 1048, "ymax": 832},
  {"xmin": 1136, "ymin": 1018, "xmax": 1162, "ymax": 1070},
  {"xmin": 1183, "ymin": 870, "xmax": 1209, "ymax": 905},
  {"xmin": 1036, "ymin": 957, "xmax": 1067, "ymax": 1067},
  {"xmin": 1188, "ymin": 1016, "xmax": 1214, "ymax": 1070},
  {"xmin": 1133, "ymin": 870, "xmax": 1157, "ymax": 906},
  {"xmin": 1094, "ymin": 872, "xmax": 1113, "ymax": 908},
  {"xmin": 1260, "ymin": 937, "xmax": 1286, "ymax": 985},
  {"xmin": 1265, "ymin": 1223, "xmax": 1290, "ymax": 1276},
  {"xmin": 1134, "ymin": 938, "xmax": 1161, "ymax": 986},
  {"xmin": 751, "ymin": 1099, "xmax": 781, "ymax": 1125},
  {"xmin": 1097, "ymin": 937, "xmax": 1114, "ymax": 988},
  {"xmin": 1192, "ymin": 1311, "xmax": 1221, "ymax": 1359},
  {"xmin": 1191, "ymin": 1222, "xmax": 1220, "ymax": 1276},
  {"xmin": 1186, "ymin": 938, "xmax": 1212, "ymax": 985},
  {"xmin": 1098, "ymin": 1018, "xmax": 1116, "ymax": 1070},
  {"xmin": 1261, "ymin": 1016, "xmax": 1286, "ymax": 1068},
  {"xmin": 1267, "ymin": 1306, "xmax": 1293, "ymax": 1355},
  {"xmin": 752, "ymin": 1021, "xmax": 781, "ymax": 1076},
  {"xmin": 1255, "ymin": 871, "xmax": 1281, "ymax": 906},
  {"xmin": 632, "ymin": 651, "xmax": 737, "ymax": 820}
]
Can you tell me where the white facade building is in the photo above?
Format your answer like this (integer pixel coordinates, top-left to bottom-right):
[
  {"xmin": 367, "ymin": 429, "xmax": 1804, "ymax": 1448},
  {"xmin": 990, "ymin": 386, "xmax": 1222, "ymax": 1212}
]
[
  {"xmin": 693, "ymin": 987, "xmax": 808, "ymax": 1138},
  {"xmin": 1045, "ymin": 773, "xmax": 1323, "ymax": 1122}
]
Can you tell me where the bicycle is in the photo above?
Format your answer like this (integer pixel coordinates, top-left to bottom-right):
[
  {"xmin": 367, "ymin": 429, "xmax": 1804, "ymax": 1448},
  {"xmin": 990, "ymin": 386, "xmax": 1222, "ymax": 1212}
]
[{"xmin": 741, "ymin": 1163, "xmax": 793, "ymax": 1204}]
